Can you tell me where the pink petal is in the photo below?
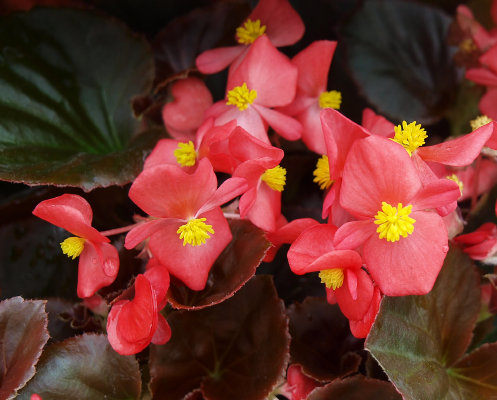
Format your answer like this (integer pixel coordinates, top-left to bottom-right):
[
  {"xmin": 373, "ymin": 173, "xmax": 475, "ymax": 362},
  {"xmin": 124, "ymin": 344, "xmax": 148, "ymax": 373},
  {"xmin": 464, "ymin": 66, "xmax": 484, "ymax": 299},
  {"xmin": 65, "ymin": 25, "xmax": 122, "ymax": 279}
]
[
  {"xmin": 239, "ymin": 187, "xmax": 259, "ymax": 218},
  {"xmin": 327, "ymin": 179, "xmax": 356, "ymax": 227},
  {"xmin": 296, "ymin": 102, "xmax": 326, "ymax": 154},
  {"xmin": 284, "ymin": 365, "xmax": 319, "ymax": 400},
  {"xmin": 149, "ymin": 207, "xmax": 232, "ymax": 291},
  {"xmin": 228, "ymin": 126, "xmax": 284, "ymax": 163},
  {"xmin": 335, "ymin": 268, "xmax": 374, "ymax": 321},
  {"xmin": 411, "ymin": 179, "xmax": 461, "ymax": 211},
  {"xmin": 297, "ymin": 250, "xmax": 363, "ymax": 275},
  {"xmin": 363, "ymin": 211, "xmax": 448, "ymax": 296},
  {"xmin": 144, "ymin": 139, "xmax": 185, "ymax": 170},
  {"xmin": 151, "ymin": 313, "xmax": 172, "ymax": 345},
  {"xmin": 253, "ymin": 104, "xmax": 303, "ymax": 140},
  {"xmin": 416, "ymin": 121, "xmax": 495, "ymax": 166},
  {"xmin": 125, "ymin": 218, "xmax": 184, "ymax": 250},
  {"xmin": 347, "ymin": 268, "xmax": 358, "ymax": 300},
  {"xmin": 480, "ymin": 88, "xmax": 497, "ymax": 121},
  {"xmin": 249, "ymin": 0, "xmax": 305, "ymax": 47},
  {"xmin": 340, "ymin": 135, "xmax": 423, "ymax": 218},
  {"xmin": 196, "ymin": 176, "xmax": 248, "ymax": 216},
  {"xmin": 228, "ymin": 35, "xmax": 298, "ymax": 108},
  {"xmin": 33, "ymin": 194, "xmax": 107, "ymax": 242},
  {"xmin": 276, "ymin": 95, "xmax": 316, "ymax": 117},
  {"xmin": 129, "ymin": 158, "xmax": 217, "ymax": 219},
  {"xmin": 326, "ymin": 287, "xmax": 337, "ymax": 304},
  {"xmin": 197, "ymin": 120, "xmax": 238, "ymax": 173},
  {"xmin": 234, "ymin": 158, "xmax": 277, "ymax": 190},
  {"xmin": 333, "ymin": 220, "xmax": 377, "ymax": 251},
  {"xmin": 480, "ymin": 44, "xmax": 497, "ymax": 75},
  {"xmin": 196, "ymin": 45, "xmax": 246, "ymax": 74},
  {"xmin": 77, "ymin": 241, "xmax": 119, "ymax": 298},
  {"xmin": 291, "ymin": 40, "xmax": 337, "ymax": 97},
  {"xmin": 349, "ymin": 286, "xmax": 381, "ymax": 338},
  {"xmin": 466, "ymin": 67, "xmax": 497, "ymax": 86},
  {"xmin": 243, "ymin": 181, "xmax": 281, "ymax": 232},
  {"xmin": 321, "ymin": 108, "xmax": 370, "ymax": 180},
  {"xmin": 463, "ymin": 239, "xmax": 497, "ymax": 260},
  {"xmin": 322, "ymin": 182, "xmax": 336, "ymax": 219},
  {"xmin": 144, "ymin": 263, "xmax": 171, "ymax": 310},
  {"xmin": 361, "ymin": 108, "xmax": 395, "ymax": 138}
]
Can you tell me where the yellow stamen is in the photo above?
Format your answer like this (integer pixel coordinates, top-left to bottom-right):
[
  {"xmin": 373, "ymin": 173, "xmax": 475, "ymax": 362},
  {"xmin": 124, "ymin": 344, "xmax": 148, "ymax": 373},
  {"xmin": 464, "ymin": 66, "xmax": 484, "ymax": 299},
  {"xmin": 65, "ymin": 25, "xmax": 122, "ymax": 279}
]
[
  {"xmin": 261, "ymin": 165, "xmax": 286, "ymax": 192},
  {"xmin": 60, "ymin": 237, "xmax": 85, "ymax": 259},
  {"xmin": 226, "ymin": 83, "xmax": 257, "ymax": 111},
  {"xmin": 319, "ymin": 91, "xmax": 342, "ymax": 109},
  {"xmin": 374, "ymin": 202, "xmax": 415, "ymax": 242},
  {"xmin": 319, "ymin": 268, "xmax": 344, "ymax": 290},
  {"xmin": 177, "ymin": 218, "xmax": 214, "ymax": 246},
  {"xmin": 470, "ymin": 115, "xmax": 492, "ymax": 131},
  {"xmin": 174, "ymin": 141, "xmax": 197, "ymax": 167},
  {"xmin": 313, "ymin": 155, "xmax": 334, "ymax": 190},
  {"xmin": 447, "ymin": 174, "xmax": 464, "ymax": 196},
  {"xmin": 236, "ymin": 19, "xmax": 266, "ymax": 45},
  {"xmin": 391, "ymin": 121, "xmax": 427, "ymax": 156},
  {"xmin": 459, "ymin": 39, "xmax": 478, "ymax": 54}
]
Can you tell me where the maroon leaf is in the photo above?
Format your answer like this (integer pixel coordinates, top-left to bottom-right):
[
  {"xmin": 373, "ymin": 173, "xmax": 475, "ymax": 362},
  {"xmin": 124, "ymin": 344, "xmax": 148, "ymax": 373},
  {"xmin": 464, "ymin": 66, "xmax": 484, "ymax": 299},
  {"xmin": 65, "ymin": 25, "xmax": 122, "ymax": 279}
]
[
  {"xmin": 45, "ymin": 298, "xmax": 93, "ymax": 343},
  {"xmin": 307, "ymin": 375, "xmax": 402, "ymax": 400},
  {"xmin": 0, "ymin": 297, "xmax": 49, "ymax": 400},
  {"xmin": 287, "ymin": 297, "xmax": 363, "ymax": 382},
  {"xmin": 167, "ymin": 220, "xmax": 270, "ymax": 310},
  {"xmin": 17, "ymin": 333, "xmax": 141, "ymax": 400},
  {"xmin": 149, "ymin": 275, "xmax": 290, "ymax": 400}
]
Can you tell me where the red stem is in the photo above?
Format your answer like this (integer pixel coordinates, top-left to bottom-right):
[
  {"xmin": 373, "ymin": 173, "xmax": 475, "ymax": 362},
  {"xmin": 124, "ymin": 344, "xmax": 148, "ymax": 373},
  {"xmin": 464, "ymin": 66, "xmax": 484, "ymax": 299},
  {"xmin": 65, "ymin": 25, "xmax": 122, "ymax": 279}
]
[{"xmin": 99, "ymin": 221, "xmax": 144, "ymax": 237}]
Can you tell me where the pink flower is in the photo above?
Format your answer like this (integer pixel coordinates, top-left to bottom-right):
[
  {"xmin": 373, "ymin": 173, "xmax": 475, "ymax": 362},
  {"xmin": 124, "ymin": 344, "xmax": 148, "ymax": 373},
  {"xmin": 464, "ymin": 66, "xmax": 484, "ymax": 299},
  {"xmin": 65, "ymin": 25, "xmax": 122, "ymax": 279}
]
[
  {"xmin": 454, "ymin": 223, "xmax": 497, "ymax": 261},
  {"xmin": 281, "ymin": 365, "xmax": 320, "ymax": 400},
  {"xmin": 196, "ymin": 0, "xmax": 304, "ymax": 74},
  {"xmin": 32, "ymin": 194, "xmax": 119, "ymax": 298},
  {"xmin": 334, "ymin": 135, "xmax": 461, "ymax": 296},
  {"xmin": 30, "ymin": 395, "xmax": 43, "ymax": 400},
  {"xmin": 125, "ymin": 158, "xmax": 248, "ymax": 290},
  {"xmin": 288, "ymin": 224, "xmax": 374, "ymax": 322},
  {"xmin": 349, "ymin": 285, "xmax": 382, "ymax": 338},
  {"xmin": 204, "ymin": 35, "xmax": 302, "ymax": 144},
  {"xmin": 446, "ymin": 159, "xmax": 497, "ymax": 201},
  {"xmin": 107, "ymin": 262, "xmax": 171, "ymax": 355},
  {"xmin": 162, "ymin": 77, "xmax": 213, "ymax": 141}
]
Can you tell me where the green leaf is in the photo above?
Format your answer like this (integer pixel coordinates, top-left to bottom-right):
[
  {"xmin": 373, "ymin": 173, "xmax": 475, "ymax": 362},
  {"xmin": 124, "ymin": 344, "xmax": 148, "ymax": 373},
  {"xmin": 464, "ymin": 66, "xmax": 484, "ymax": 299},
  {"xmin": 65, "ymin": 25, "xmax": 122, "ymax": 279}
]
[
  {"xmin": 167, "ymin": 220, "xmax": 271, "ymax": 310},
  {"xmin": 17, "ymin": 333, "xmax": 141, "ymax": 400},
  {"xmin": 366, "ymin": 245, "xmax": 488, "ymax": 400},
  {"xmin": 340, "ymin": 0, "xmax": 459, "ymax": 125},
  {"xmin": 0, "ymin": 297, "xmax": 49, "ymax": 400},
  {"xmin": 0, "ymin": 8, "xmax": 164, "ymax": 190},
  {"xmin": 149, "ymin": 276, "xmax": 290, "ymax": 400}
]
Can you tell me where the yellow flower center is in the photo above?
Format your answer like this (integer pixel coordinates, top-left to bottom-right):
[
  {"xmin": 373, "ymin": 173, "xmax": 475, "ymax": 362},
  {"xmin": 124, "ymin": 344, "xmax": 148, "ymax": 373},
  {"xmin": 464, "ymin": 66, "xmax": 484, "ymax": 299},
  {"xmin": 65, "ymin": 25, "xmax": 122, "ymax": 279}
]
[
  {"xmin": 177, "ymin": 218, "xmax": 214, "ymax": 246},
  {"xmin": 60, "ymin": 237, "xmax": 85, "ymax": 259},
  {"xmin": 447, "ymin": 174, "xmax": 463, "ymax": 196},
  {"xmin": 470, "ymin": 115, "xmax": 492, "ymax": 131},
  {"xmin": 226, "ymin": 83, "xmax": 257, "ymax": 111},
  {"xmin": 174, "ymin": 141, "xmax": 197, "ymax": 167},
  {"xmin": 236, "ymin": 19, "xmax": 266, "ymax": 45},
  {"xmin": 459, "ymin": 39, "xmax": 478, "ymax": 54},
  {"xmin": 391, "ymin": 121, "xmax": 427, "ymax": 156},
  {"xmin": 374, "ymin": 202, "xmax": 415, "ymax": 242},
  {"xmin": 313, "ymin": 155, "xmax": 334, "ymax": 190},
  {"xmin": 319, "ymin": 268, "xmax": 344, "ymax": 290},
  {"xmin": 261, "ymin": 165, "xmax": 286, "ymax": 192},
  {"xmin": 319, "ymin": 91, "xmax": 342, "ymax": 109}
]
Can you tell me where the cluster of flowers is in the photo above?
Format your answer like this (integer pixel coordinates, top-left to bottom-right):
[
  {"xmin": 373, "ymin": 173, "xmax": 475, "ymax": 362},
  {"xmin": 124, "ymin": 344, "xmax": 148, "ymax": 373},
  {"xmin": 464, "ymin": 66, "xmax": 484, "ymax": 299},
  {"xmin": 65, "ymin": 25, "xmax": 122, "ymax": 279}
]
[{"xmin": 32, "ymin": 0, "xmax": 497, "ymax": 359}]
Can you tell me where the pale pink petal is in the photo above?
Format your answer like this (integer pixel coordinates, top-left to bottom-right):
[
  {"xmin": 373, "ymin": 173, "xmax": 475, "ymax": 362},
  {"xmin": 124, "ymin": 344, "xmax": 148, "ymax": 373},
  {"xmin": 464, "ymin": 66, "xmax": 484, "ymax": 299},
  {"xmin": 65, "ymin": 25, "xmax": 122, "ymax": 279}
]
[
  {"xmin": 125, "ymin": 218, "xmax": 184, "ymax": 250},
  {"xmin": 411, "ymin": 179, "xmax": 461, "ymax": 211},
  {"xmin": 276, "ymin": 95, "xmax": 316, "ymax": 117},
  {"xmin": 196, "ymin": 177, "xmax": 248, "ymax": 215},
  {"xmin": 333, "ymin": 220, "xmax": 376, "ymax": 251},
  {"xmin": 253, "ymin": 104, "xmax": 303, "ymax": 140},
  {"xmin": 362, "ymin": 108, "xmax": 395, "ymax": 138},
  {"xmin": 196, "ymin": 45, "xmax": 246, "ymax": 74},
  {"xmin": 297, "ymin": 102, "xmax": 326, "ymax": 154},
  {"xmin": 228, "ymin": 126, "xmax": 284, "ymax": 163},
  {"xmin": 243, "ymin": 182, "xmax": 281, "ymax": 232}
]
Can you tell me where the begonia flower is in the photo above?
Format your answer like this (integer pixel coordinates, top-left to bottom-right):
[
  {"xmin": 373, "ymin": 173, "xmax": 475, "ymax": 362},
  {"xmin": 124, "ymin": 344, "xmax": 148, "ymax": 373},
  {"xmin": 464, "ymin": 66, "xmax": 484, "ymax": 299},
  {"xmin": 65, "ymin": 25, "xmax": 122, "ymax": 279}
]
[
  {"xmin": 196, "ymin": 0, "xmax": 304, "ymax": 75},
  {"xmin": 125, "ymin": 158, "xmax": 248, "ymax": 290},
  {"xmin": 276, "ymin": 40, "xmax": 340, "ymax": 154},
  {"xmin": 288, "ymin": 224, "xmax": 374, "ymax": 322},
  {"xmin": 33, "ymin": 194, "xmax": 119, "ymax": 298},
  {"xmin": 263, "ymin": 215, "xmax": 320, "ymax": 262},
  {"xmin": 162, "ymin": 77, "xmax": 213, "ymax": 141},
  {"xmin": 454, "ymin": 223, "xmax": 497, "ymax": 262},
  {"xmin": 446, "ymin": 159, "xmax": 497, "ymax": 202},
  {"xmin": 349, "ymin": 285, "xmax": 382, "ymax": 338},
  {"xmin": 204, "ymin": 35, "xmax": 302, "ymax": 144},
  {"xmin": 281, "ymin": 365, "xmax": 320, "ymax": 400},
  {"xmin": 107, "ymin": 262, "xmax": 171, "ymax": 355},
  {"xmin": 333, "ymin": 135, "xmax": 461, "ymax": 296},
  {"xmin": 229, "ymin": 126, "xmax": 286, "ymax": 232},
  {"xmin": 144, "ymin": 119, "xmax": 238, "ymax": 174}
]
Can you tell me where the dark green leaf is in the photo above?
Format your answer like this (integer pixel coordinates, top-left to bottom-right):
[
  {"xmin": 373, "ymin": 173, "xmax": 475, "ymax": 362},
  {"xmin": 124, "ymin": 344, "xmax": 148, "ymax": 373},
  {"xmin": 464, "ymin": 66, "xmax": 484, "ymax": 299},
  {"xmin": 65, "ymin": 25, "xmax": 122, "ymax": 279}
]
[
  {"xmin": 366, "ymin": 245, "xmax": 483, "ymax": 400},
  {"xmin": 167, "ymin": 220, "xmax": 270, "ymax": 310},
  {"xmin": 340, "ymin": 0, "xmax": 459, "ymax": 124},
  {"xmin": 17, "ymin": 333, "xmax": 141, "ymax": 400},
  {"xmin": 0, "ymin": 8, "xmax": 164, "ymax": 190},
  {"xmin": 149, "ymin": 276, "xmax": 290, "ymax": 400},
  {"xmin": 0, "ymin": 297, "xmax": 49, "ymax": 400}
]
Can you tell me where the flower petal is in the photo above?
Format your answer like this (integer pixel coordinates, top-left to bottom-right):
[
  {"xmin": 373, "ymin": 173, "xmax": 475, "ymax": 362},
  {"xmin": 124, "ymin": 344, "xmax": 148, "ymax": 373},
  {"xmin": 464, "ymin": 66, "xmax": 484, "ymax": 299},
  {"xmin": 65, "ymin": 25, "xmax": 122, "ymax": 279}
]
[
  {"xmin": 411, "ymin": 179, "xmax": 461, "ymax": 211},
  {"xmin": 151, "ymin": 313, "xmax": 172, "ymax": 345},
  {"xmin": 349, "ymin": 286, "xmax": 381, "ymax": 338},
  {"xmin": 144, "ymin": 263, "xmax": 171, "ymax": 310},
  {"xmin": 335, "ymin": 268, "xmax": 374, "ymax": 321},
  {"xmin": 196, "ymin": 45, "xmax": 246, "ymax": 74},
  {"xmin": 253, "ymin": 104, "xmax": 302, "ymax": 140},
  {"xmin": 333, "ymin": 220, "xmax": 376, "ymax": 251}
]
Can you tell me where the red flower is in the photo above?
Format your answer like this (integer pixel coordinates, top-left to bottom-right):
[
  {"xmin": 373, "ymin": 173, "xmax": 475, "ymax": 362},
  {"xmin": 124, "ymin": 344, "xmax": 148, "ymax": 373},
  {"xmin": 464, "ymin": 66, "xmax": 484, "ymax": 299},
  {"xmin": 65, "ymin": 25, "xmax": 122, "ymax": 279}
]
[
  {"xmin": 107, "ymin": 261, "xmax": 171, "ymax": 355},
  {"xmin": 125, "ymin": 158, "xmax": 248, "ymax": 290},
  {"xmin": 281, "ymin": 365, "xmax": 320, "ymax": 400},
  {"xmin": 196, "ymin": 0, "xmax": 304, "ymax": 74},
  {"xmin": 204, "ymin": 35, "xmax": 302, "ymax": 144},
  {"xmin": 454, "ymin": 223, "xmax": 497, "ymax": 261},
  {"xmin": 288, "ymin": 224, "xmax": 374, "ymax": 322},
  {"xmin": 32, "ymin": 194, "xmax": 119, "ymax": 298},
  {"xmin": 349, "ymin": 285, "xmax": 382, "ymax": 338},
  {"xmin": 334, "ymin": 135, "xmax": 461, "ymax": 296}
]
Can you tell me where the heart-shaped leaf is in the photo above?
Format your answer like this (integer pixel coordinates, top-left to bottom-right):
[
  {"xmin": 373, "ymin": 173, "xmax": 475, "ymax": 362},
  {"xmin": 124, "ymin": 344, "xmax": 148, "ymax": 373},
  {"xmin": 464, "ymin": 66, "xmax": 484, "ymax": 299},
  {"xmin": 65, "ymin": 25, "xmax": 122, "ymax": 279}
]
[
  {"xmin": 17, "ymin": 333, "xmax": 141, "ymax": 400},
  {"xmin": 167, "ymin": 220, "xmax": 270, "ymax": 310},
  {"xmin": 365, "ymin": 245, "xmax": 496, "ymax": 400},
  {"xmin": 0, "ymin": 8, "xmax": 164, "ymax": 190},
  {"xmin": 340, "ymin": 0, "xmax": 459, "ymax": 125},
  {"xmin": 307, "ymin": 375, "xmax": 402, "ymax": 400},
  {"xmin": 0, "ymin": 297, "xmax": 49, "ymax": 400},
  {"xmin": 287, "ymin": 297, "xmax": 363, "ymax": 382},
  {"xmin": 149, "ymin": 275, "xmax": 290, "ymax": 400}
]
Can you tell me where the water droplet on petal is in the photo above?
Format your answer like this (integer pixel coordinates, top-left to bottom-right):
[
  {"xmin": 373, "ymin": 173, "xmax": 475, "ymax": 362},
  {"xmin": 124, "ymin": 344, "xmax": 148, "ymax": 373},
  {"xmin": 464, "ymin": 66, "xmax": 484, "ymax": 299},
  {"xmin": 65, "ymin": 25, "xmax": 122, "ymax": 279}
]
[
  {"xmin": 92, "ymin": 258, "xmax": 97, "ymax": 264},
  {"xmin": 103, "ymin": 257, "xmax": 119, "ymax": 276}
]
